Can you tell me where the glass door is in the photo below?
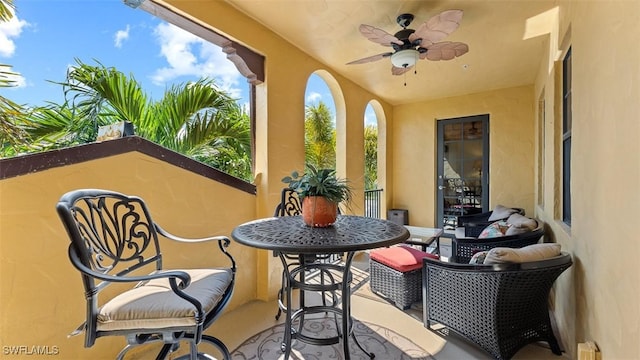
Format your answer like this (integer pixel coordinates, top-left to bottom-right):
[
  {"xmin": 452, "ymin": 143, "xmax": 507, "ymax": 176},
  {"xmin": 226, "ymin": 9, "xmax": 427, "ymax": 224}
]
[{"xmin": 436, "ymin": 115, "xmax": 489, "ymax": 235}]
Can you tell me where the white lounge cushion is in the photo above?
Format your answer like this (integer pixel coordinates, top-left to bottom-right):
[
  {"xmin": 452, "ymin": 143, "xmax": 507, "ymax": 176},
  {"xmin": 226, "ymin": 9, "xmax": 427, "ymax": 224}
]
[
  {"xmin": 484, "ymin": 243, "xmax": 561, "ymax": 264},
  {"xmin": 97, "ymin": 268, "xmax": 232, "ymax": 331}
]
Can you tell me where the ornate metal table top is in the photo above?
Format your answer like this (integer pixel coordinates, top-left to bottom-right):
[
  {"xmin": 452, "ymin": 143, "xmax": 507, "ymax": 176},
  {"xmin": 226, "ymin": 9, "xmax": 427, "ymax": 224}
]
[{"xmin": 231, "ymin": 215, "xmax": 410, "ymax": 254}]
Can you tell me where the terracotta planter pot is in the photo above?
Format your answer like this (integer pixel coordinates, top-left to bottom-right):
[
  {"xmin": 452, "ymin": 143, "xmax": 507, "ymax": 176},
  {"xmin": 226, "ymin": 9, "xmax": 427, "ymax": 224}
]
[{"xmin": 302, "ymin": 196, "xmax": 338, "ymax": 227}]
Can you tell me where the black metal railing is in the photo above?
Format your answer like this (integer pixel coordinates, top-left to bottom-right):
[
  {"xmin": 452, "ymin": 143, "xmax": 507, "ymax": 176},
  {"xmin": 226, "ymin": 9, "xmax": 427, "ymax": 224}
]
[{"xmin": 364, "ymin": 188, "xmax": 383, "ymax": 218}]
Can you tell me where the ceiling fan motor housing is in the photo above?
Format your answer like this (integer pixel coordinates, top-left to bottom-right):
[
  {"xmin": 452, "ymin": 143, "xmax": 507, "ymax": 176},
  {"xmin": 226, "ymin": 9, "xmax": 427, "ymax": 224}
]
[{"xmin": 392, "ymin": 29, "xmax": 417, "ymax": 51}]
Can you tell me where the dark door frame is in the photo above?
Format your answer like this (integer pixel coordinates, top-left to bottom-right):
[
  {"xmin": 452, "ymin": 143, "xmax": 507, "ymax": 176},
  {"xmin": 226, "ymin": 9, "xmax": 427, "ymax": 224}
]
[{"xmin": 436, "ymin": 114, "xmax": 490, "ymax": 234}]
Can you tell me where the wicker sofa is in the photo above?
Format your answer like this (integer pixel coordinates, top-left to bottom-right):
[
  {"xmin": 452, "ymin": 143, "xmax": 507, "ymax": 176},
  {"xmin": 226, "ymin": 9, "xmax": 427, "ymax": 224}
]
[
  {"xmin": 422, "ymin": 250, "xmax": 572, "ymax": 359},
  {"xmin": 453, "ymin": 208, "xmax": 544, "ymax": 263},
  {"xmin": 453, "ymin": 223, "xmax": 544, "ymax": 263},
  {"xmin": 456, "ymin": 205, "xmax": 525, "ymax": 237}
]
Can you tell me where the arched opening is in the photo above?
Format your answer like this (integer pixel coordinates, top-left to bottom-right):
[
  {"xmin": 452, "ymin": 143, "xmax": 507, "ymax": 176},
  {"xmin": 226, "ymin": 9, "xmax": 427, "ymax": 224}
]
[
  {"xmin": 364, "ymin": 100, "xmax": 387, "ymax": 219},
  {"xmin": 304, "ymin": 73, "xmax": 337, "ymax": 170}
]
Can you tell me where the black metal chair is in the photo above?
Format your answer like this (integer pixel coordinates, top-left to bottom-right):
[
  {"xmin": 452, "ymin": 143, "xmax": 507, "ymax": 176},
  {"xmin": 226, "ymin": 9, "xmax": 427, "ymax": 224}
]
[
  {"xmin": 272, "ymin": 188, "xmax": 341, "ymax": 321},
  {"xmin": 423, "ymin": 252, "xmax": 572, "ymax": 360},
  {"xmin": 56, "ymin": 189, "xmax": 236, "ymax": 360},
  {"xmin": 273, "ymin": 188, "xmax": 303, "ymax": 320},
  {"xmin": 274, "ymin": 187, "xmax": 303, "ymax": 218}
]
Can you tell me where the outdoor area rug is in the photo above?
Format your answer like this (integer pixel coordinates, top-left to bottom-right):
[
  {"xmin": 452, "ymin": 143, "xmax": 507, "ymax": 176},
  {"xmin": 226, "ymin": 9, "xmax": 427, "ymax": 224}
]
[{"xmin": 230, "ymin": 316, "xmax": 433, "ymax": 360}]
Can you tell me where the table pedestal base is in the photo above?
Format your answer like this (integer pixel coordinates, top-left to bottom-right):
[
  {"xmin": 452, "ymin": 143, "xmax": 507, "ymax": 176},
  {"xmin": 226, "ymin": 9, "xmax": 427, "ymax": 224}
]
[{"xmin": 278, "ymin": 251, "xmax": 375, "ymax": 360}]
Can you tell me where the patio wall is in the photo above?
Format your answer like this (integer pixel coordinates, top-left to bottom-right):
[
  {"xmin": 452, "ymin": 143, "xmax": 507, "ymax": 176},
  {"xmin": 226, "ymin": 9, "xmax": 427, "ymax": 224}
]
[
  {"xmin": 1, "ymin": 0, "xmax": 638, "ymax": 359},
  {"xmin": 532, "ymin": 1, "xmax": 640, "ymax": 359},
  {"xmin": 161, "ymin": 1, "xmax": 640, "ymax": 358},
  {"xmin": 0, "ymin": 146, "xmax": 257, "ymax": 359},
  {"xmin": 159, "ymin": 0, "xmax": 397, "ymax": 303},
  {"xmin": 391, "ymin": 85, "xmax": 536, "ymax": 227}
]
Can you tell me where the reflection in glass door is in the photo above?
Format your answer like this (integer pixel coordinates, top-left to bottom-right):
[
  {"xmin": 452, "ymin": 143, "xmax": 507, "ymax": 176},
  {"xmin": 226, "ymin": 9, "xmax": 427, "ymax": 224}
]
[{"xmin": 436, "ymin": 115, "xmax": 489, "ymax": 234}]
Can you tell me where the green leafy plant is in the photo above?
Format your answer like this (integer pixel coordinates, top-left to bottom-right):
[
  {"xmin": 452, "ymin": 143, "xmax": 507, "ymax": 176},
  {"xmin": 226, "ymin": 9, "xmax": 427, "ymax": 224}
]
[{"xmin": 282, "ymin": 164, "xmax": 353, "ymax": 205}]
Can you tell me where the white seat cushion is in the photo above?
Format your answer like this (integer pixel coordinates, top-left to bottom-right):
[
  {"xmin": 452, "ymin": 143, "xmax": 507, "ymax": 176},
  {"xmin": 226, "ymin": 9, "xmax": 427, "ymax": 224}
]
[{"xmin": 97, "ymin": 268, "xmax": 232, "ymax": 331}]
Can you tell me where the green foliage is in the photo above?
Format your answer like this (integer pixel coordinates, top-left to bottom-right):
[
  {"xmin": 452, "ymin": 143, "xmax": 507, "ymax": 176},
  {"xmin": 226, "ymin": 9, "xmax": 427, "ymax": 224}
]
[
  {"xmin": 364, "ymin": 125, "xmax": 378, "ymax": 190},
  {"xmin": 1, "ymin": 59, "xmax": 253, "ymax": 182},
  {"xmin": 282, "ymin": 164, "xmax": 353, "ymax": 205},
  {"xmin": 0, "ymin": 0, "xmax": 13, "ymax": 22},
  {"xmin": 304, "ymin": 102, "xmax": 335, "ymax": 169},
  {"xmin": 0, "ymin": 2, "xmax": 32, "ymax": 152}
]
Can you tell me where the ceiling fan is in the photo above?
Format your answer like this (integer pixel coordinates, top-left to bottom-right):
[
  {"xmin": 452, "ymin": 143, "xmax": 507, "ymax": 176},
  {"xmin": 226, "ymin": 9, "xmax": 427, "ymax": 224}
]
[{"xmin": 346, "ymin": 10, "xmax": 469, "ymax": 76}]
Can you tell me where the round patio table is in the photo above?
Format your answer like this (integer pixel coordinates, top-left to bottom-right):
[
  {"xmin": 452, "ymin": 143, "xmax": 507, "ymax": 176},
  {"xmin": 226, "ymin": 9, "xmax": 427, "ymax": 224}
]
[{"xmin": 231, "ymin": 215, "xmax": 409, "ymax": 360}]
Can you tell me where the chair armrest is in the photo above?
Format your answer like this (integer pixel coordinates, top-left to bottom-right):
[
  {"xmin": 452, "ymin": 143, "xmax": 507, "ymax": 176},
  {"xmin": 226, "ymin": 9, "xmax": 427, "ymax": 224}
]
[
  {"xmin": 155, "ymin": 224, "xmax": 236, "ymax": 271},
  {"xmin": 68, "ymin": 244, "xmax": 192, "ymax": 287},
  {"xmin": 452, "ymin": 226, "xmax": 544, "ymax": 263},
  {"xmin": 424, "ymin": 251, "xmax": 572, "ymax": 271},
  {"xmin": 463, "ymin": 221, "xmax": 492, "ymax": 237},
  {"xmin": 423, "ymin": 256, "xmax": 521, "ymax": 272},
  {"xmin": 69, "ymin": 244, "xmax": 211, "ymax": 320},
  {"xmin": 155, "ymin": 224, "xmax": 230, "ymax": 244},
  {"xmin": 456, "ymin": 211, "xmax": 492, "ymax": 227}
]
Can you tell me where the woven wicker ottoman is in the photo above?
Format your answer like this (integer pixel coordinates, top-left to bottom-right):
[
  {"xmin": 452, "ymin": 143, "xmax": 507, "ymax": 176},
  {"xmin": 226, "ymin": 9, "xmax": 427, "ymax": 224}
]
[{"xmin": 369, "ymin": 245, "xmax": 439, "ymax": 310}]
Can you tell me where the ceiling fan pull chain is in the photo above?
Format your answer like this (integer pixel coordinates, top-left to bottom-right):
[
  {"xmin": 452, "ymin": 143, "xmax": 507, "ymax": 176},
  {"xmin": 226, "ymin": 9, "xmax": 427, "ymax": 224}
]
[{"xmin": 404, "ymin": 71, "xmax": 407, "ymax": 86}]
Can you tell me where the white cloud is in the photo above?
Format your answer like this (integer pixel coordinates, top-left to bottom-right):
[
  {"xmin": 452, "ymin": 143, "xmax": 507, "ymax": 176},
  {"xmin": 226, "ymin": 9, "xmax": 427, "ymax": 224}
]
[
  {"xmin": 0, "ymin": 9, "xmax": 29, "ymax": 58},
  {"xmin": 0, "ymin": 64, "xmax": 26, "ymax": 88},
  {"xmin": 306, "ymin": 91, "xmax": 321, "ymax": 103},
  {"xmin": 114, "ymin": 25, "xmax": 130, "ymax": 48},
  {"xmin": 151, "ymin": 22, "xmax": 242, "ymax": 99},
  {"xmin": 364, "ymin": 104, "xmax": 378, "ymax": 126}
]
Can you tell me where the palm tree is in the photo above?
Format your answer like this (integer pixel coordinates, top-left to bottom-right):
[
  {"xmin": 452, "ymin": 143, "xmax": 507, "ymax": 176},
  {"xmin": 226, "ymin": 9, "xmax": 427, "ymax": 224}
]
[
  {"xmin": 0, "ymin": 0, "xmax": 32, "ymax": 153},
  {"xmin": 364, "ymin": 125, "xmax": 378, "ymax": 190},
  {"xmin": 304, "ymin": 101, "xmax": 335, "ymax": 169},
  {"xmin": 0, "ymin": 0, "xmax": 13, "ymax": 21},
  {"xmin": 21, "ymin": 59, "xmax": 252, "ymax": 181}
]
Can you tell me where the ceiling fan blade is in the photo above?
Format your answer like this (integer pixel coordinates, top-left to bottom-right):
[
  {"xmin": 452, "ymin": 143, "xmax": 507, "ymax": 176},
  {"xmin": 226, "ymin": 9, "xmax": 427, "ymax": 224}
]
[
  {"xmin": 359, "ymin": 24, "xmax": 404, "ymax": 47},
  {"xmin": 346, "ymin": 52, "xmax": 392, "ymax": 65},
  {"xmin": 391, "ymin": 65, "xmax": 413, "ymax": 76},
  {"xmin": 420, "ymin": 41, "xmax": 469, "ymax": 61},
  {"xmin": 409, "ymin": 9, "xmax": 463, "ymax": 45}
]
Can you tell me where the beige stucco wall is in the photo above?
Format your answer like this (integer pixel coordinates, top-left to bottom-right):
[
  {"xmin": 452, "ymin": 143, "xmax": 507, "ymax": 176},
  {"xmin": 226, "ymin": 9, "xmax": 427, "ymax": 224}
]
[
  {"xmin": 0, "ymin": 151, "xmax": 256, "ymax": 359},
  {"xmin": 533, "ymin": 1, "xmax": 640, "ymax": 359},
  {"xmin": 391, "ymin": 85, "xmax": 536, "ymax": 227},
  {"xmin": 2, "ymin": 0, "xmax": 638, "ymax": 359},
  {"xmin": 162, "ymin": 0, "xmax": 395, "ymax": 301}
]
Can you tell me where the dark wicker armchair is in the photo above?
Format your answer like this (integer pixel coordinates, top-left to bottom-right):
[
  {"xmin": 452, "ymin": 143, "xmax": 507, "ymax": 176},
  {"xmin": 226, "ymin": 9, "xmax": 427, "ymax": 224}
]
[
  {"xmin": 456, "ymin": 206, "xmax": 525, "ymax": 237},
  {"xmin": 453, "ymin": 222, "xmax": 544, "ymax": 263},
  {"xmin": 422, "ymin": 252, "xmax": 572, "ymax": 360}
]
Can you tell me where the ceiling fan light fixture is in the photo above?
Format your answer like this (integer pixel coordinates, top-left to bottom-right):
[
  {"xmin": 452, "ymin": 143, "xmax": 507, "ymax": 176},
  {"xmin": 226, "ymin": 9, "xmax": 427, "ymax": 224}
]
[{"xmin": 390, "ymin": 49, "xmax": 419, "ymax": 68}]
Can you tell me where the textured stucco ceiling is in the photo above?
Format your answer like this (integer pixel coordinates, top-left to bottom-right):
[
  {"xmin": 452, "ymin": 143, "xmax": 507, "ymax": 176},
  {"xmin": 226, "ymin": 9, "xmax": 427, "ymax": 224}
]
[{"xmin": 223, "ymin": 0, "xmax": 556, "ymax": 105}]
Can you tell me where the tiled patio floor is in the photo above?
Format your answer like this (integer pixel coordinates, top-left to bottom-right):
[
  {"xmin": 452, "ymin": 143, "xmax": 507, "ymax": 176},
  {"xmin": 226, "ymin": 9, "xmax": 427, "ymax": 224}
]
[{"xmin": 207, "ymin": 251, "xmax": 570, "ymax": 360}]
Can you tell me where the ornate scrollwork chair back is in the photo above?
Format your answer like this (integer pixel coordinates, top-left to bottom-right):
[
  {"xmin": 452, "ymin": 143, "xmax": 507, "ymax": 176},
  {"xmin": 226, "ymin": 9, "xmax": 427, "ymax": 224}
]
[
  {"xmin": 57, "ymin": 189, "xmax": 235, "ymax": 360},
  {"xmin": 273, "ymin": 188, "xmax": 302, "ymax": 217}
]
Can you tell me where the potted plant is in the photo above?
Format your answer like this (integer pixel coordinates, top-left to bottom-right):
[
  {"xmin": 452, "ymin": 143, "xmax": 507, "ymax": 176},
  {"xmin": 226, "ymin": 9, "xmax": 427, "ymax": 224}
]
[{"xmin": 282, "ymin": 165, "xmax": 353, "ymax": 227}]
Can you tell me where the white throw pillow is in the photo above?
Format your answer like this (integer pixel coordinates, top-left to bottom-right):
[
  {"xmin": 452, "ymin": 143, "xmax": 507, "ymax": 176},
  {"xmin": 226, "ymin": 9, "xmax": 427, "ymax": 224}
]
[
  {"xmin": 484, "ymin": 243, "xmax": 561, "ymax": 264},
  {"xmin": 488, "ymin": 205, "xmax": 518, "ymax": 221},
  {"xmin": 506, "ymin": 213, "xmax": 537, "ymax": 231}
]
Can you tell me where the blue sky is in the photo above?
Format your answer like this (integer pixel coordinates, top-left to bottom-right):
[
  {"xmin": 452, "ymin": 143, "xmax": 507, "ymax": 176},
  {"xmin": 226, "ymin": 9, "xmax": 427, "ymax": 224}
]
[{"xmin": 0, "ymin": 0, "xmax": 375, "ymax": 125}]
